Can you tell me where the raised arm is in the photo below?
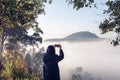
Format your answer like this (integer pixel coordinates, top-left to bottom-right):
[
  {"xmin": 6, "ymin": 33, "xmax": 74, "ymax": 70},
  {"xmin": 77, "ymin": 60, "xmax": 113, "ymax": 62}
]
[{"xmin": 56, "ymin": 45, "xmax": 64, "ymax": 62}]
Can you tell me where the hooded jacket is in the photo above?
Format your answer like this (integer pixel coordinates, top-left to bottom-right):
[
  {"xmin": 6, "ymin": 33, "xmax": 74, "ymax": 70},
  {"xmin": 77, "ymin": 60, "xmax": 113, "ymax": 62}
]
[{"xmin": 43, "ymin": 49, "xmax": 64, "ymax": 80}]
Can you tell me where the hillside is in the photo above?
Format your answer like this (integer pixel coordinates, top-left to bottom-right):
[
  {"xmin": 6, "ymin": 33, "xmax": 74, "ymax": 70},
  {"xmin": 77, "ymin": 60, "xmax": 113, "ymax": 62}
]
[{"xmin": 45, "ymin": 31, "xmax": 102, "ymax": 42}]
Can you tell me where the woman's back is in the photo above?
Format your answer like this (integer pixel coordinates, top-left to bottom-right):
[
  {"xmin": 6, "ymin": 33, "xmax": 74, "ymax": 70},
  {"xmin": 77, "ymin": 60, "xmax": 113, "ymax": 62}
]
[
  {"xmin": 43, "ymin": 45, "xmax": 64, "ymax": 80},
  {"xmin": 43, "ymin": 54, "xmax": 60, "ymax": 80}
]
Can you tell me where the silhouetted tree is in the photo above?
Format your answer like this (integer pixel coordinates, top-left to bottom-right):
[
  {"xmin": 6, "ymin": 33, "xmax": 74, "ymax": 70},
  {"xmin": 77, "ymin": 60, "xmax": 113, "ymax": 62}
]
[
  {"xmin": 25, "ymin": 53, "xmax": 32, "ymax": 74},
  {"xmin": 25, "ymin": 52, "xmax": 43, "ymax": 74},
  {"xmin": 70, "ymin": 67, "xmax": 101, "ymax": 80},
  {"xmin": 25, "ymin": 48, "xmax": 44, "ymax": 80}
]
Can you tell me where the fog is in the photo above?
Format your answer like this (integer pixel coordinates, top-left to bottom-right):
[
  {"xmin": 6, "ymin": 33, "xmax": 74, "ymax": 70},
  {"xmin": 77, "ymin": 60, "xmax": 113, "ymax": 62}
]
[{"xmin": 42, "ymin": 40, "xmax": 120, "ymax": 80}]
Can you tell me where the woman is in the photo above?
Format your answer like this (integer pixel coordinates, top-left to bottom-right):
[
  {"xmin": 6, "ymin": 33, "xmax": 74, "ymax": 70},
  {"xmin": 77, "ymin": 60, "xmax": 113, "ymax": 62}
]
[{"xmin": 43, "ymin": 44, "xmax": 64, "ymax": 80}]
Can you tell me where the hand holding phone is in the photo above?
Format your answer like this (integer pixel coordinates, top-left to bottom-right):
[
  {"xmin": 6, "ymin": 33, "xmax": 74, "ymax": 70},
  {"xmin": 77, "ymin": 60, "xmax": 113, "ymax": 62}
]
[{"xmin": 54, "ymin": 44, "xmax": 62, "ymax": 49}]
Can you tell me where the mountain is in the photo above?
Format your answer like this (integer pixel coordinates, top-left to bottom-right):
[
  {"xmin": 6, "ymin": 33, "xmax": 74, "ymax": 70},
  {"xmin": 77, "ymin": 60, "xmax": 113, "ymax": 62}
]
[{"xmin": 45, "ymin": 31, "xmax": 103, "ymax": 42}]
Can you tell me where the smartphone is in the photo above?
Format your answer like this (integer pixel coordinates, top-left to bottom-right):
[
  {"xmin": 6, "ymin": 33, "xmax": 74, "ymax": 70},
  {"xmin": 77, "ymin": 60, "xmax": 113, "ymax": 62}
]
[{"xmin": 54, "ymin": 44, "xmax": 60, "ymax": 47}]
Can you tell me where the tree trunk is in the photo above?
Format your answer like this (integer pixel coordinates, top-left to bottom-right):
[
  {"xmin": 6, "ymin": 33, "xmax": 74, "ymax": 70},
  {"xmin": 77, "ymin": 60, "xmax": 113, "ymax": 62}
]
[{"xmin": 0, "ymin": 31, "xmax": 6, "ymax": 62}]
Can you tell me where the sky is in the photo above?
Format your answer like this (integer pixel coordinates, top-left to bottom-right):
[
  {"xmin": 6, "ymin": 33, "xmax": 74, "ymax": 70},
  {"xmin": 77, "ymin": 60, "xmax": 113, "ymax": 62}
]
[{"xmin": 37, "ymin": 0, "xmax": 113, "ymax": 40}]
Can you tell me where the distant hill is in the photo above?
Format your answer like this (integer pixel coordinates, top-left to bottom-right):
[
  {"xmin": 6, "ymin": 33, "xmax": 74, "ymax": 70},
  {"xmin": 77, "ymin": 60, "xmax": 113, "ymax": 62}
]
[{"xmin": 45, "ymin": 31, "xmax": 103, "ymax": 42}]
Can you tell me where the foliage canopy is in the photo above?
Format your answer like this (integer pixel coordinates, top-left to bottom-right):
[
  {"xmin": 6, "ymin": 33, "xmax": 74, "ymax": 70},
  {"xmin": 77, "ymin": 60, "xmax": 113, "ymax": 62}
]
[
  {"xmin": 99, "ymin": 0, "xmax": 120, "ymax": 46},
  {"xmin": 0, "ymin": 0, "xmax": 50, "ymax": 56}
]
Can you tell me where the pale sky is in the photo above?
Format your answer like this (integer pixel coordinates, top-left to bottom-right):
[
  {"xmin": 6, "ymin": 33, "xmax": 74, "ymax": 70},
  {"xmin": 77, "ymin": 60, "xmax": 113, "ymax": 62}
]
[{"xmin": 37, "ymin": 0, "xmax": 113, "ymax": 40}]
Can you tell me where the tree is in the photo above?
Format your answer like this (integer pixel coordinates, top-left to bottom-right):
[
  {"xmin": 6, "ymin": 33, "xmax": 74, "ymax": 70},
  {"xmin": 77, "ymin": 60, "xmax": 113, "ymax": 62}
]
[
  {"xmin": 0, "ymin": 0, "xmax": 51, "ymax": 60},
  {"xmin": 67, "ymin": 0, "xmax": 95, "ymax": 10},
  {"xmin": 1, "ymin": 41, "xmax": 28, "ymax": 80},
  {"xmin": 70, "ymin": 67, "xmax": 101, "ymax": 80},
  {"xmin": 99, "ymin": 0, "xmax": 120, "ymax": 46},
  {"xmin": 25, "ymin": 47, "xmax": 44, "ymax": 80}
]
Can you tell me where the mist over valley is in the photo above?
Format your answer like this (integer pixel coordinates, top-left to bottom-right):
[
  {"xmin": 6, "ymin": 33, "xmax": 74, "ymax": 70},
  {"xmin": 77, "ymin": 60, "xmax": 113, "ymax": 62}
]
[{"xmin": 42, "ymin": 31, "xmax": 120, "ymax": 80}]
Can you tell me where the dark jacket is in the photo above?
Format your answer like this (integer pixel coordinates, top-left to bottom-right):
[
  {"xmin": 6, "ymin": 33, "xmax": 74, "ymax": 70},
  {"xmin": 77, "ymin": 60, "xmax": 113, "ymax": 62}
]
[{"xmin": 43, "ymin": 49, "xmax": 64, "ymax": 80}]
